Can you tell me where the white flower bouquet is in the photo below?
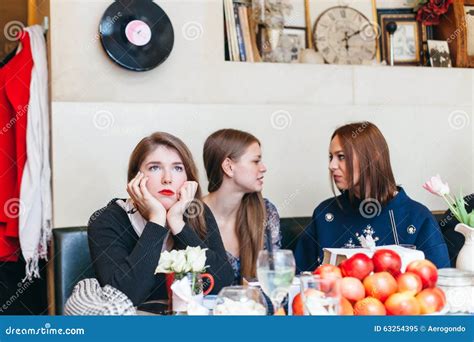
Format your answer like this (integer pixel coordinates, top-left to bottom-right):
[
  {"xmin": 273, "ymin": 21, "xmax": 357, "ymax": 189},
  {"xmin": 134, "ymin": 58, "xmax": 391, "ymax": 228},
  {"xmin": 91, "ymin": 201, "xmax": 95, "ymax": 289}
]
[{"xmin": 154, "ymin": 246, "xmax": 208, "ymax": 275}]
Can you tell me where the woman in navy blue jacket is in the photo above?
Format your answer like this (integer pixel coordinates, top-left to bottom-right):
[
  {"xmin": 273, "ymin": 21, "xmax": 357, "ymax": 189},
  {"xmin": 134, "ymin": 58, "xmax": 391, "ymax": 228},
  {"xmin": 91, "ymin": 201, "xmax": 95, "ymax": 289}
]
[{"xmin": 295, "ymin": 122, "xmax": 450, "ymax": 272}]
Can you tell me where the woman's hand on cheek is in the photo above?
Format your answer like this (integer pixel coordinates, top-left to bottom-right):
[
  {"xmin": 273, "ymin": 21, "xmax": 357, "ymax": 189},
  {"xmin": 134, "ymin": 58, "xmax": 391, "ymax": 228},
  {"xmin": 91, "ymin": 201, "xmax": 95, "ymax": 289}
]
[
  {"xmin": 166, "ymin": 181, "xmax": 199, "ymax": 235},
  {"xmin": 127, "ymin": 171, "xmax": 167, "ymax": 227}
]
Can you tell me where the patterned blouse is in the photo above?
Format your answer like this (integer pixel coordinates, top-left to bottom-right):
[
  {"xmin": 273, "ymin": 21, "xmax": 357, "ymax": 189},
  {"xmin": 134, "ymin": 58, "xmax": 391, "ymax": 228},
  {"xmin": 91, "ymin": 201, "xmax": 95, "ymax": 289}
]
[{"xmin": 226, "ymin": 199, "xmax": 282, "ymax": 284}]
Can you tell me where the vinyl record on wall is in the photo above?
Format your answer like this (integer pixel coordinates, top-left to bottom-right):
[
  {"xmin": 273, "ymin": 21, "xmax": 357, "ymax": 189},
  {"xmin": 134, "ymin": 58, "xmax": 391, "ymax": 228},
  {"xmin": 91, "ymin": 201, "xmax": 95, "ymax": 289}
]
[{"xmin": 99, "ymin": 0, "xmax": 174, "ymax": 71}]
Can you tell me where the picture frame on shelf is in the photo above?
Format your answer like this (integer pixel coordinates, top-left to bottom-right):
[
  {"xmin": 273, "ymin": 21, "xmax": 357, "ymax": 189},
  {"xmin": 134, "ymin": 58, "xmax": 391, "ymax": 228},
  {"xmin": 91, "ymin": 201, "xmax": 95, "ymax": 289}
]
[
  {"xmin": 375, "ymin": 0, "xmax": 415, "ymax": 9},
  {"xmin": 466, "ymin": 4, "xmax": 474, "ymax": 56},
  {"xmin": 437, "ymin": 0, "xmax": 474, "ymax": 68},
  {"xmin": 427, "ymin": 40, "xmax": 452, "ymax": 67},
  {"xmin": 280, "ymin": 27, "xmax": 307, "ymax": 62},
  {"xmin": 377, "ymin": 9, "xmax": 433, "ymax": 66}
]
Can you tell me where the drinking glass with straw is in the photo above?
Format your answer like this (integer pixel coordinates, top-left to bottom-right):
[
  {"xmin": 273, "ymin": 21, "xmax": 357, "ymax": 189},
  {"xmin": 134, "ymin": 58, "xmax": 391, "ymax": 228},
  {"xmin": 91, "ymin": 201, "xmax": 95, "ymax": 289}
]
[{"xmin": 257, "ymin": 232, "xmax": 295, "ymax": 315}]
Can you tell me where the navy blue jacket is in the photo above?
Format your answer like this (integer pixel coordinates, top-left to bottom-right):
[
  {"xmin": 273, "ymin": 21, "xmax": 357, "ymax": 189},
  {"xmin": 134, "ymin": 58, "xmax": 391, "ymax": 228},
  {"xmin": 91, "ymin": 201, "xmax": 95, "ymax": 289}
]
[{"xmin": 295, "ymin": 188, "xmax": 450, "ymax": 272}]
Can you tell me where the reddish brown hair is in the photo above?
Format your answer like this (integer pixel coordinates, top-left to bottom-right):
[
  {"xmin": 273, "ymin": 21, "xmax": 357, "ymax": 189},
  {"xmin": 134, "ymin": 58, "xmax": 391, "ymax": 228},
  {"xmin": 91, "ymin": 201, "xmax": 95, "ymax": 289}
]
[{"xmin": 331, "ymin": 122, "xmax": 397, "ymax": 206}]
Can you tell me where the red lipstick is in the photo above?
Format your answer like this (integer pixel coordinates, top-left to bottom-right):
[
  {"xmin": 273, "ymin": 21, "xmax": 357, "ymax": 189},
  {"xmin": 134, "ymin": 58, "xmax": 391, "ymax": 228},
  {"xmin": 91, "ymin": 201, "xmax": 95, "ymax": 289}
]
[{"xmin": 159, "ymin": 189, "xmax": 175, "ymax": 196}]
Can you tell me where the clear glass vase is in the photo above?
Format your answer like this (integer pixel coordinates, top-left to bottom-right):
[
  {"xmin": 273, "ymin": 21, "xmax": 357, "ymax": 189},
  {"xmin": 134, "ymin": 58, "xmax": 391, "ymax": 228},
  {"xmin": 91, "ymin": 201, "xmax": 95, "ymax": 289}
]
[{"xmin": 171, "ymin": 272, "xmax": 214, "ymax": 313}]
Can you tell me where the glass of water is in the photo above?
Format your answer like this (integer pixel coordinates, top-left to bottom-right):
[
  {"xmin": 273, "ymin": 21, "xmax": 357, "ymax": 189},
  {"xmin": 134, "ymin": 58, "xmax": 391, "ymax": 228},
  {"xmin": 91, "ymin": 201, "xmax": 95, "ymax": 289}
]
[
  {"xmin": 299, "ymin": 273, "xmax": 340, "ymax": 315},
  {"xmin": 256, "ymin": 250, "xmax": 295, "ymax": 314}
]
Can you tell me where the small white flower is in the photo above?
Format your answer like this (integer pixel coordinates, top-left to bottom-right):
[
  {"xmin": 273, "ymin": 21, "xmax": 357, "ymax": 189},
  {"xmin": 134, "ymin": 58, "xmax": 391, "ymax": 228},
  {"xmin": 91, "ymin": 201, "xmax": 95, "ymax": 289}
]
[
  {"xmin": 155, "ymin": 250, "xmax": 173, "ymax": 274},
  {"xmin": 172, "ymin": 250, "xmax": 189, "ymax": 273},
  {"xmin": 185, "ymin": 246, "xmax": 208, "ymax": 273}
]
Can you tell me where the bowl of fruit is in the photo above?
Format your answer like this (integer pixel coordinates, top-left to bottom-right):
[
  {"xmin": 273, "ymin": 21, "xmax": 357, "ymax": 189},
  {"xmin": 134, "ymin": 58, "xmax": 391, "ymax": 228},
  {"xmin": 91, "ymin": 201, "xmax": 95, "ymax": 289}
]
[{"xmin": 292, "ymin": 249, "xmax": 447, "ymax": 315}]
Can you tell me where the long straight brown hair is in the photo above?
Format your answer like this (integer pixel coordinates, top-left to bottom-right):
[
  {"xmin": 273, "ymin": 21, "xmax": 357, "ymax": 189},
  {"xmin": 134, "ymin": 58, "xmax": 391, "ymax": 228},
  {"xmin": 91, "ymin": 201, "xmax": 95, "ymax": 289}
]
[
  {"xmin": 331, "ymin": 122, "xmax": 397, "ymax": 206},
  {"xmin": 203, "ymin": 129, "xmax": 266, "ymax": 280},
  {"xmin": 128, "ymin": 132, "xmax": 207, "ymax": 239}
]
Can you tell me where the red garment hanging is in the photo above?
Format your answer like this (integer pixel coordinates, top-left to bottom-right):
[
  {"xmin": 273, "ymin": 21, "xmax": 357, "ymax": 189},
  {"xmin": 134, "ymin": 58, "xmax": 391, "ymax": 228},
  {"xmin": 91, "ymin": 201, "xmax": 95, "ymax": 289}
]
[{"xmin": 0, "ymin": 31, "xmax": 33, "ymax": 261}]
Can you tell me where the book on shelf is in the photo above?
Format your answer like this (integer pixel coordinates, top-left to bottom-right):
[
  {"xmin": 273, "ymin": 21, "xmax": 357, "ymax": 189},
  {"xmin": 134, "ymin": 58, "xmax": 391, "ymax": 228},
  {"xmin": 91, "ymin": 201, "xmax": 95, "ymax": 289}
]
[
  {"xmin": 224, "ymin": 0, "xmax": 238, "ymax": 61},
  {"xmin": 234, "ymin": 3, "xmax": 247, "ymax": 61},
  {"xmin": 224, "ymin": 0, "xmax": 261, "ymax": 62},
  {"xmin": 239, "ymin": 5, "xmax": 254, "ymax": 62}
]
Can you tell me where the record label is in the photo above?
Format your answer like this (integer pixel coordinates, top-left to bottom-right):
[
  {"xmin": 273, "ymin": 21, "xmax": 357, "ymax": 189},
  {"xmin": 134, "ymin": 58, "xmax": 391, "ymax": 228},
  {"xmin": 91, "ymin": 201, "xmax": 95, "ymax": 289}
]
[{"xmin": 125, "ymin": 20, "xmax": 152, "ymax": 46}]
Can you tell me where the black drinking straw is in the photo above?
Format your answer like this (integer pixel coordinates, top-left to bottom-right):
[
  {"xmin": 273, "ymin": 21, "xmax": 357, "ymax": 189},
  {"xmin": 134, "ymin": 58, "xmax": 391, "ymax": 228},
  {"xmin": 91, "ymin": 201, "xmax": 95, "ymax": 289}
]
[{"xmin": 265, "ymin": 226, "xmax": 275, "ymax": 270}]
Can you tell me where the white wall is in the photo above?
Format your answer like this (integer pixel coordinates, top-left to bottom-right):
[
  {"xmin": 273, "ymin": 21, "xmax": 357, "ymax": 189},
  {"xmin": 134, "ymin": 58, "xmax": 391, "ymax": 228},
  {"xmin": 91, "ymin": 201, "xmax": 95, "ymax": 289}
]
[{"xmin": 50, "ymin": 0, "xmax": 474, "ymax": 227}]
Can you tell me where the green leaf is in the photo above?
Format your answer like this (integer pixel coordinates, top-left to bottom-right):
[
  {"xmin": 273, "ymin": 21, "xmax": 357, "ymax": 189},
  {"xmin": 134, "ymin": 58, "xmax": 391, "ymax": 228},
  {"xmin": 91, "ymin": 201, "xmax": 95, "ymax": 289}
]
[
  {"xmin": 468, "ymin": 212, "xmax": 474, "ymax": 228},
  {"xmin": 456, "ymin": 196, "xmax": 468, "ymax": 224}
]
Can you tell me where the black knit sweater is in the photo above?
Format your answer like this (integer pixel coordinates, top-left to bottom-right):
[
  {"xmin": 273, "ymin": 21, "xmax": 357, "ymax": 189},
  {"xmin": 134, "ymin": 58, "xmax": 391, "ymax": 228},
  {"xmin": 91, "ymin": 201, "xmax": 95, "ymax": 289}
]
[{"xmin": 87, "ymin": 199, "xmax": 234, "ymax": 305}]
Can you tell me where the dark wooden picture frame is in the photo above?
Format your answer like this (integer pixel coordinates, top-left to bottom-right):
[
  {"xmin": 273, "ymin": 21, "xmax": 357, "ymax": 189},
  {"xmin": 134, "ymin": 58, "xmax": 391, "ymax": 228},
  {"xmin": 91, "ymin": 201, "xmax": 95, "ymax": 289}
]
[
  {"xmin": 377, "ymin": 9, "xmax": 433, "ymax": 66},
  {"xmin": 436, "ymin": 0, "xmax": 474, "ymax": 68}
]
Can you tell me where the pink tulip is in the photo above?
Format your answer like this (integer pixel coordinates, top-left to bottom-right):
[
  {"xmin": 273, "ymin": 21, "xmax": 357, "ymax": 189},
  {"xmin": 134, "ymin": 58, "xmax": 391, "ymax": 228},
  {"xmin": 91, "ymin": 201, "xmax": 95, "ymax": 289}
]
[{"xmin": 422, "ymin": 174, "xmax": 450, "ymax": 196}]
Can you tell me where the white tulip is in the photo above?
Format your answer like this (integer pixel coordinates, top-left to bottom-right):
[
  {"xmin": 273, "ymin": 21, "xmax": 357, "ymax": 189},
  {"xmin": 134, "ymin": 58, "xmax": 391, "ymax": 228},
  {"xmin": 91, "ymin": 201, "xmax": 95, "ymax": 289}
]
[
  {"xmin": 422, "ymin": 174, "xmax": 450, "ymax": 196},
  {"xmin": 155, "ymin": 250, "xmax": 173, "ymax": 274},
  {"xmin": 185, "ymin": 246, "xmax": 208, "ymax": 272},
  {"xmin": 172, "ymin": 250, "xmax": 189, "ymax": 273}
]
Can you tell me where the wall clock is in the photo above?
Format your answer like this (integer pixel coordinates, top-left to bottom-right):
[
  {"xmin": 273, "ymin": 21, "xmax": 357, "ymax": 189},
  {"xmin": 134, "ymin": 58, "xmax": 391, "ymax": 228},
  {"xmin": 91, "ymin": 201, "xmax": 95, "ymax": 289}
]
[{"xmin": 313, "ymin": 6, "xmax": 377, "ymax": 64}]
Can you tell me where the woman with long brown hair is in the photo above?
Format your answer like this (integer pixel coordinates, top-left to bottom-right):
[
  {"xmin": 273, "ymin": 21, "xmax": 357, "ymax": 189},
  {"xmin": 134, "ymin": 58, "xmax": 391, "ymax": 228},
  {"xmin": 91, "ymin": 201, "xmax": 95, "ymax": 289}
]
[
  {"xmin": 87, "ymin": 132, "xmax": 233, "ymax": 306},
  {"xmin": 202, "ymin": 129, "xmax": 281, "ymax": 284},
  {"xmin": 295, "ymin": 122, "xmax": 449, "ymax": 271}
]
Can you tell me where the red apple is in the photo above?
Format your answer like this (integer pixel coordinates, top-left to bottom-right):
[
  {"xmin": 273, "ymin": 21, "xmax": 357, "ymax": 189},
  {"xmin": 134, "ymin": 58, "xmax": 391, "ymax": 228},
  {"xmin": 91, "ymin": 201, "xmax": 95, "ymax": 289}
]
[
  {"xmin": 354, "ymin": 297, "xmax": 386, "ymax": 315},
  {"xmin": 385, "ymin": 292, "xmax": 421, "ymax": 315},
  {"xmin": 340, "ymin": 297, "xmax": 354, "ymax": 315},
  {"xmin": 340, "ymin": 277, "xmax": 366, "ymax": 302},
  {"xmin": 313, "ymin": 264, "xmax": 342, "ymax": 279},
  {"xmin": 292, "ymin": 289, "xmax": 320, "ymax": 316},
  {"xmin": 397, "ymin": 272, "xmax": 422, "ymax": 296},
  {"xmin": 406, "ymin": 260, "xmax": 438, "ymax": 289},
  {"xmin": 372, "ymin": 249, "xmax": 402, "ymax": 276},
  {"xmin": 339, "ymin": 253, "xmax": 374, "ymax": 280},
  {"xmin": 363, "ymin": 272, "xmax": 398, "ymax": 302},
  {"xmin": 292, "ymin": 293, "xmax": 304, "ymax": 316},
  {"xmin": 432, "ymin": 287, "xmax": 447, "ymax": 307},
  {"xmin": 416, "ymin": 288, "xmax": 445, "ymax": 314}
]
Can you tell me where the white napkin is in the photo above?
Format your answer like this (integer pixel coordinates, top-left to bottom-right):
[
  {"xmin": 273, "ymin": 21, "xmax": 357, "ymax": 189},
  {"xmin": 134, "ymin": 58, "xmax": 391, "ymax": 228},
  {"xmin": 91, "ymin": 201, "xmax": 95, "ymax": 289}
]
[{"xmin": 170, "ymin": 277, "xmax": 209, "ymax": 315}]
